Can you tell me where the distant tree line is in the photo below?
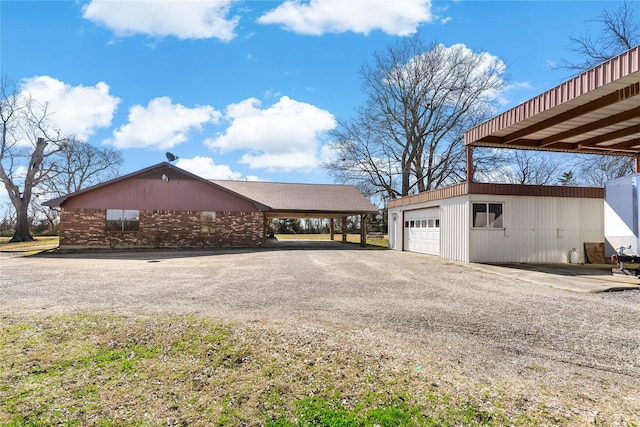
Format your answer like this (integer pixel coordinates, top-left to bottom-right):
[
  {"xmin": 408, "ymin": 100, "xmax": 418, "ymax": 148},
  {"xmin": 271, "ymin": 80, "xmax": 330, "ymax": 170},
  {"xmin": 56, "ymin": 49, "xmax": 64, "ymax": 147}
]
[{"xmin": 269, "ymin": 214, "xmax": 387, "ymax": 235}]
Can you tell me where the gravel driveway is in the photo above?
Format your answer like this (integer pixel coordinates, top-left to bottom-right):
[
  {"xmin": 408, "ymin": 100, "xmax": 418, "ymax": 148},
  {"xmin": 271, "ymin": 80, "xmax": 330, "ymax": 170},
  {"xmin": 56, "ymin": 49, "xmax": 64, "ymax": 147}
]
[{"xmin": 2, "ymin": 245, "xmax": 639, "ymax": 419}]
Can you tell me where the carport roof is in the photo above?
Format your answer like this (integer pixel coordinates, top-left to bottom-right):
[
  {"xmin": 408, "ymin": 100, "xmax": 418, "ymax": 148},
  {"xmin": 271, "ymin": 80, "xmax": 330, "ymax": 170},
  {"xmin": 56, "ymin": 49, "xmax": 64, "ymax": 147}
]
[
  {"xmin": 211, "ymin": 180, "xmax": 379, "ymax": 219},
  {"xmin": 464, "ymin": 45, "xmax": 640, "ymax": 156}
]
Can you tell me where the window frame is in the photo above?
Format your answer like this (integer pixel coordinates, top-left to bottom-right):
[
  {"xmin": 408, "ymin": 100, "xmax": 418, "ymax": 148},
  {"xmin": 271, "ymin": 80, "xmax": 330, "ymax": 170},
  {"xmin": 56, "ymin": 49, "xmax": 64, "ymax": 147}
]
[
  {"xmin": 105, "ymin": 209, "xmax": 140, "ymax": 232},
  {"xmin": 471, "ymin": 202, "xmax": 504, "ymax": 229},
  {"xmin": 200, "ymin": 211, "xmax": 216, "ymax": 234}
]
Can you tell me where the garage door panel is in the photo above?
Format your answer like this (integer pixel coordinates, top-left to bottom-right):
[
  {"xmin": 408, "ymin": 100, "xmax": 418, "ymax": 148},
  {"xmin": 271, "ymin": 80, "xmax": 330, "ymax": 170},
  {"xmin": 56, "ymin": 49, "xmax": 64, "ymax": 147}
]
[{"xmin": 404, "ymin": 207, "xmax": 440, "ymax": 256}]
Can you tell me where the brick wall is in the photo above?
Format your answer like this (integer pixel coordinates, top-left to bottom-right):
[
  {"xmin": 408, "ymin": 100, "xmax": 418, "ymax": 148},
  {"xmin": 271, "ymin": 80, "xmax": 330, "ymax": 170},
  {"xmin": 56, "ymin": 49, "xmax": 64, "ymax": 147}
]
[{"xmin": 59, "ymin": 208, "xmax": 265, "ymax": 249}]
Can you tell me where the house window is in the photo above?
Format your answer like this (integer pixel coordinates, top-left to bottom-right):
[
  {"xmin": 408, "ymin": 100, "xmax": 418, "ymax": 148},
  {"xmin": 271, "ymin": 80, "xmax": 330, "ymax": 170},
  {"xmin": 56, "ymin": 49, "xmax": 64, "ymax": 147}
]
[
  {"xmin": 200, "ymin": 211, "xmax": 216, "ymax": 234},
  {"xmin": 106, "ymin": 209, "xmax": 139, "ymax": 232},
  {"xmin": 472, "ymin": 203, "xmax": 503, "ymax": 229}
]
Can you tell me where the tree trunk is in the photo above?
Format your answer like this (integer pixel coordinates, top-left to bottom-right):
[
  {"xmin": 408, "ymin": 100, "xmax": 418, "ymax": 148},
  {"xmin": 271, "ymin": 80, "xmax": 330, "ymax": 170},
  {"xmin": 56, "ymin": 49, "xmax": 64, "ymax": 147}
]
[{"xmin": 10, "ymin": 200, "xmax": 33, "ymax": 242}]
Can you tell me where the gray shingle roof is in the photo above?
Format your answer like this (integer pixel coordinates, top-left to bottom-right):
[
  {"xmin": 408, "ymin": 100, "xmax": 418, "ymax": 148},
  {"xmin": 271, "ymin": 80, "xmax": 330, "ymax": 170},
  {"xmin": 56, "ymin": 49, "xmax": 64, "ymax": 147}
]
[{"xmin": 211, "ymin": 180, "xmax": 378, "ymax": 215}]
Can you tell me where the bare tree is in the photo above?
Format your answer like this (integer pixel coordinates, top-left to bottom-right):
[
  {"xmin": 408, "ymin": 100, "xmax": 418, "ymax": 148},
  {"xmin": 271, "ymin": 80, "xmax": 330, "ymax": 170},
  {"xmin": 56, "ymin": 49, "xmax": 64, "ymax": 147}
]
[
  {"xmin": 560, "ymin": 0, "xmax": 638, "ymax": 72},
  {"xmin": 0, "ymin": 78, "xmax": 70, "ymax": 242},
  {"xmin": 43, "ymin": 139, "xmax": 123, "ymax": 196},
  {"xmin": 0, "ymin": 77, "xmax": 123, "ymax": 242},
  {"xmin": 558, "ymin": 1, "xmax": 638, "ymax": 181},
  {"xmin": 509, "ymin": 150, "xmax": 560, "ymax": 185},
  {"xmin": 324, "ymin": 38, "xmax": 506, "ymax": 201},
  {"xmin": 572, "ymin": 154, "xmax": 634, "ymax": 186}
]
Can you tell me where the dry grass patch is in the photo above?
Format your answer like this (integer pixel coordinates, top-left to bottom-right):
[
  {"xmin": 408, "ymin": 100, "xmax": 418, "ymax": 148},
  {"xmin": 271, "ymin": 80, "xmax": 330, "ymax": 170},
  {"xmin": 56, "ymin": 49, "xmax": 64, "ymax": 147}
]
[
  {"xmin": 0, "ymin": 314, "xmax": 635, "ymax": 426},
  {"xmin": 0, "ymin": 236, "xmax": 59, "ymax": 250}
]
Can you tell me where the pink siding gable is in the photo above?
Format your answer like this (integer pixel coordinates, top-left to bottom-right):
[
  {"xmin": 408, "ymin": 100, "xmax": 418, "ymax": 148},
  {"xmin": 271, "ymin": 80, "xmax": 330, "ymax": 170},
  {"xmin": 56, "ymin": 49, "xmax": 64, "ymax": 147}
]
[{"xmin": 57, "ymin": 165, "xmax": 260, "ymax": 212}]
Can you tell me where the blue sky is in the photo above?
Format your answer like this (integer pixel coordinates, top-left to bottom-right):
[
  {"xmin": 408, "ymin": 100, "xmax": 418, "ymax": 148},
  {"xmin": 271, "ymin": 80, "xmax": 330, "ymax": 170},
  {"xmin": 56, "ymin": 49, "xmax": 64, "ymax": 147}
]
[{"xmin": 1, "ymin": 0, "xmax": 632, "ymax": 187}]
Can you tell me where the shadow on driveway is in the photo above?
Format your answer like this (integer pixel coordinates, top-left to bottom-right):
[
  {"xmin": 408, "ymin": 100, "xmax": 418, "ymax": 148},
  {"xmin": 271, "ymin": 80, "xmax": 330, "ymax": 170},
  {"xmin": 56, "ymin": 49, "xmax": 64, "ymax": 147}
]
[
  {"xmin": 11, "ymin": 238, "xmax": 381, "ymax": 261},
  {"xmin": 486, "ymin": 263, "xmax": 615, "ymax": 277},
  {"xmin": 473, "ymin": 262, "xmax": 640, "ymax": 292}
]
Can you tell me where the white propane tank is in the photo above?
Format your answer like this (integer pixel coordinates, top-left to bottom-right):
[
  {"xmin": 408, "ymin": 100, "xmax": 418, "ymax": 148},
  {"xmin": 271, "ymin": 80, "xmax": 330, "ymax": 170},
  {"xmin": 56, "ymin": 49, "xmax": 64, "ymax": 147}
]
[{"xmin": 569, "ymin": 248, "xmax": 579, "ymax": 264}]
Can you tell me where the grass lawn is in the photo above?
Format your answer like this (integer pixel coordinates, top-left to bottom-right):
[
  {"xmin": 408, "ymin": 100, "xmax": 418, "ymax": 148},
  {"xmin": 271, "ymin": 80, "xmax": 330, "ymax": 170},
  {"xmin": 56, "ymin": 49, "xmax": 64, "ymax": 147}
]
[
  {"xmin": 0, "ymin": 236, "xmax": 59, "ymax": 250},
  {"xmin": 0, "ymin": 313, "xmax": 561, "ymax": 426}
]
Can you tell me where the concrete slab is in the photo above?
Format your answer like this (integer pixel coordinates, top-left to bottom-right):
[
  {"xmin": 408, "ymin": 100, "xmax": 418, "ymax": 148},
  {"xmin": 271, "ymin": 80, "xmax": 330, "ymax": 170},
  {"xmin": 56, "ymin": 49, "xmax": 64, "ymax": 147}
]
[{"xmin": 469, "ymin": 263, "xmax": 640, "ymax": 293}]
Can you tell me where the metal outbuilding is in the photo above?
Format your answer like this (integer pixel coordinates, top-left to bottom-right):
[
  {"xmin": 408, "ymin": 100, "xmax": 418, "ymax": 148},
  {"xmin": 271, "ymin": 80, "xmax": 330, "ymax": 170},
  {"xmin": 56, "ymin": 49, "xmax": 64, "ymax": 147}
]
[{"xmin": 389, "ymin": 45, "xmax": 640, "ymax": 263}]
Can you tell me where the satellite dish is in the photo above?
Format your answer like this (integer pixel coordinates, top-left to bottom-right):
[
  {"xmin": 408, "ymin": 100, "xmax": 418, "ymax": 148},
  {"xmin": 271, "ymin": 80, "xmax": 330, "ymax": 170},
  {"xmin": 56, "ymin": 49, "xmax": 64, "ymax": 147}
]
[{"xmin": 166, "ymin": 152, "xmax": 179, "ymax": 162}]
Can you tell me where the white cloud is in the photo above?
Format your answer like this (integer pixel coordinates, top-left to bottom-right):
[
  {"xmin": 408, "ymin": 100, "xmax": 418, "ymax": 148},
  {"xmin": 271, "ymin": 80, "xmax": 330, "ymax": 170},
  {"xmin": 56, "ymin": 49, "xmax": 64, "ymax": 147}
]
[
  {"xmin": 206, "ymin": 96, "xmax": 336, "ymax": 171},
  {"xmin": 496, "ymin": 81, "xmax": 534, "ymax": 108},
  {"xmin": 82, "ymin": 0, "xmax": 239, "ymax": 41},
  {"xmin": 107, "ymin": 97, "xmax": 221, "ymax": 150},
  {"xmin": 257, "ymin": 0, "xmax": 432, "ymax": 36},
  {"xmin": 175, "ymin": 156, "xmax": 242, "ymax": 180},
  {"xmin": 20, "ymin": 76, "xmax": 120, "ymax": 141},
  {"xmin": 238, "ymin": 152, "xmax": 318, "ymax": 171}
]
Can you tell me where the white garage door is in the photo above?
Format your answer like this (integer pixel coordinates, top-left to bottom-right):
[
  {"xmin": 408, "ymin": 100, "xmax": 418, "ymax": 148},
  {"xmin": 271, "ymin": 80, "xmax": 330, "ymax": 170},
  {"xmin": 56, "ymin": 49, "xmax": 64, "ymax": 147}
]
[{"xmin": 404, "ymin": 207, "xmax": 440, "ymax": 255}]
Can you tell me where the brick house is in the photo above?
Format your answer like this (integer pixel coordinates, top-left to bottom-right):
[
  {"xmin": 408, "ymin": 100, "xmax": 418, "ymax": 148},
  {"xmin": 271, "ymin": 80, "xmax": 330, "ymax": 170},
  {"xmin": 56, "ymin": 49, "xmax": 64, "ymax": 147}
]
[{"xmin": 44, "ymin": 162, "xmax": 378, "ymax": 249}]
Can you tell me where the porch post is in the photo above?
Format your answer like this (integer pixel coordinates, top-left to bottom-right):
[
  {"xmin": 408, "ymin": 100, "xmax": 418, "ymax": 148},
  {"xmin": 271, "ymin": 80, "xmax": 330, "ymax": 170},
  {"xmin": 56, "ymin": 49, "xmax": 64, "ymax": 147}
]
[
  {"xmin": 466, "ymin": 145, "xmax": 473, "ymax": 183},
  {"xmin": 636, "ymin": 155, "xmax": 640, "ymax": 174},
  {"xmin": 360, "ymin": 214, "xmax": 367, "ymax": 247},
  {"xmin": 341, "ymin": 216, "xmax": 347, "ymax": 243},
  {"xmin": 330, "ymin": 218, "xmax": 335, "ymax": 241}
]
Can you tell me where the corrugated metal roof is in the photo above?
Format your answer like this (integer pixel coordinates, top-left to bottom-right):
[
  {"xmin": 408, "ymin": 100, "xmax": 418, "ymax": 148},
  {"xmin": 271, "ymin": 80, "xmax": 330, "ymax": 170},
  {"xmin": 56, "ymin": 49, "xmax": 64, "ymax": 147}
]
[
  {"xmin": 465, "ymin": 45, "xmax": 640, "ymax": 156},
  {"xmin": 211, "ymin": 180, "xmax": 379, "ymax": 216},
  {"xmin": 388, "ymin": 182, "xmax": 603, "ymax": 208}
]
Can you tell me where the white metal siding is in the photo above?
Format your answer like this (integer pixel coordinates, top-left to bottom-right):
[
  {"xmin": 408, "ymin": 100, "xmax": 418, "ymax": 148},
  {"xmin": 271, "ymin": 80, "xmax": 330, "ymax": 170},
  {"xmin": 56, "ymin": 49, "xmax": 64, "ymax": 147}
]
[
  {"xmin": 469, "ymin": 195, "xmax": 604, "ymax": 263},
  {"xmin": 389, "ymin": 196, "xmax": 470, "ymax": 262},
  {"xmin": 439, "ymin": 198, "xmax": 470, "ymax": 262},
  {"xmin": 389, "ymin": 194, "xmax": 603, "ymax": 264},
  {"xmin": 604, "ymin": 174, "xmax": 639, "ymax": 256},
  {"xmin": 388, "ymin": 208, "xmax": 402, "ymax": 251}
]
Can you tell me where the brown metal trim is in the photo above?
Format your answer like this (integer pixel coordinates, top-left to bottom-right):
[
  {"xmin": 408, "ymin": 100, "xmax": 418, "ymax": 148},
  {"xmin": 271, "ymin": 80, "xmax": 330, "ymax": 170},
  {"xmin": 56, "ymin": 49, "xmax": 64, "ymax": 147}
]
[
  {"xmin": 466, "ymin": 182, "xmax": 603, "ymax": 198},
  {"xmin": 388, "ymin": 183, "xmax": 469, "ymax": 208},
  {"xmin": 388, "ymin": 182, "xmax": 603, "ymax": 208}
]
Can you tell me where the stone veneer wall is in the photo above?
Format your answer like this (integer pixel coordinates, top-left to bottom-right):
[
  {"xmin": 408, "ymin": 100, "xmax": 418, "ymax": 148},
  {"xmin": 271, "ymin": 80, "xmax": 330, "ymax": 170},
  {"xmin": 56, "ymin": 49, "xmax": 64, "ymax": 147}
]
[{"xmin": 59, "ymin": 208, "xmax": 265, "ymax": 249}]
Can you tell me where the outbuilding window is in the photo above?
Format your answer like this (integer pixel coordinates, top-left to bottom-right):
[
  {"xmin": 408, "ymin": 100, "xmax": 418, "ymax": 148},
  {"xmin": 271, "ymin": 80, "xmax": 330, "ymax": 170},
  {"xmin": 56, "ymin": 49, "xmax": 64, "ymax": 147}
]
[
  {"xmin": 472, "ymin": 203, "xmax": 503, "ymax": 229},
  {"xmin": 106, "ymin": 209, "xmax": 140, "ymax": 232}
]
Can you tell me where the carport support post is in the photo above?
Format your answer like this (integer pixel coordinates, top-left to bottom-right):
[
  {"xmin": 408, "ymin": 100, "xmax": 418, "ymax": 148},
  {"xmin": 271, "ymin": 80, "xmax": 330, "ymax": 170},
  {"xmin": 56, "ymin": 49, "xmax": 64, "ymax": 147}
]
[
  {"xmin": 466, "ymin": 145, "xmax": 474, "ymax": 183},
  {"xmin": 341, "ymin": 216, "xmax": 347, "ymax": 243},
  {"xmin": 330, "ymin": 218, "xmax": 335, "ymax": 241},
  {"xmin": 360, "ymin": 214, "xmax": 367, "ymax": 247}
]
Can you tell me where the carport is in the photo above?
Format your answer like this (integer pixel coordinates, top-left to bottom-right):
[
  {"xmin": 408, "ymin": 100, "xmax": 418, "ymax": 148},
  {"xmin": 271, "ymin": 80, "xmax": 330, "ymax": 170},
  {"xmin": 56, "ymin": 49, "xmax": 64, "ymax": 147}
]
[
  {"xmin": 464, "ymin": 45, "xmax": 640, "ymax": 177},
  {"xmin": 211, "ymin": 180, "xmax": 379, "ymax": 246}
]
